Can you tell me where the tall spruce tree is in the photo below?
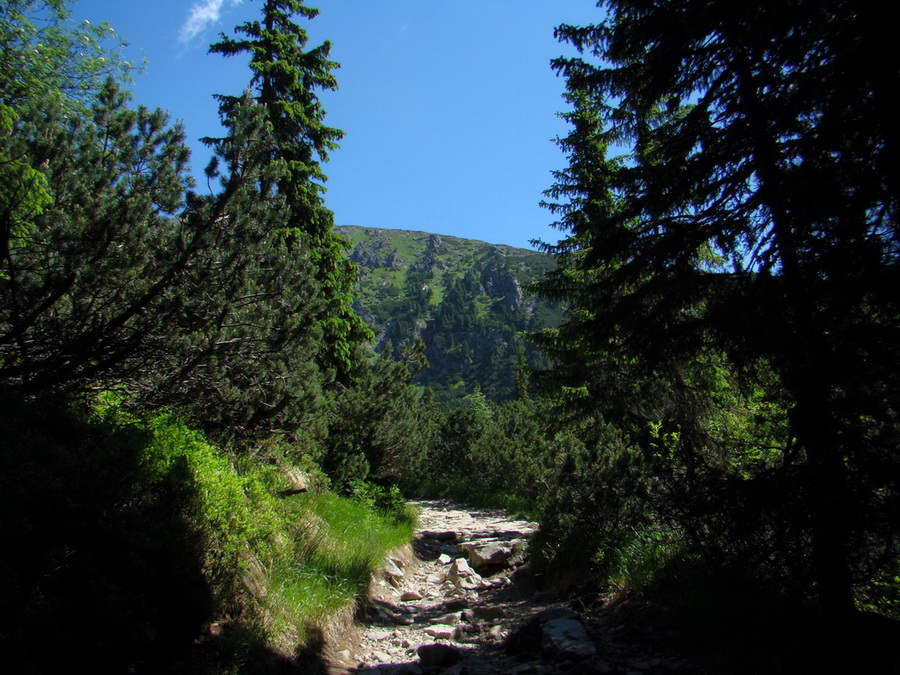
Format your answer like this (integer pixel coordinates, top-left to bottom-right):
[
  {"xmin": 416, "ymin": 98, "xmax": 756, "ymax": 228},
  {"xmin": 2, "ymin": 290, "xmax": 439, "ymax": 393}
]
[
  {"xmin": 148, "ymin": 92, "xmax": 330, "ymax": 439},
  {"xmin": 209, "ymin": 0, "xmax": 372, "ymax": 379},
  {"xmin": 534, "ymin": 0, "xmax": 899, "ymax": 617}
]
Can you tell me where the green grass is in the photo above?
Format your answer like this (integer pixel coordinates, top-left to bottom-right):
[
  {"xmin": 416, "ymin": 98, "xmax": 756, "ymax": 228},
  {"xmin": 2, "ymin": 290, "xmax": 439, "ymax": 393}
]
[
  {"xmin": 145, "ymin": 415, "xmax": 417, "ymax": 656},
  {"xmin": 0, "ymin": 396, "xmax": 417, "ymax": 672}
]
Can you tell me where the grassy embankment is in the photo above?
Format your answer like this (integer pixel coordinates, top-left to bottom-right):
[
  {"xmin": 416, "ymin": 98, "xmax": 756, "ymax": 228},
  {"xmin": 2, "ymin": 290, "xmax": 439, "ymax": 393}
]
[{"xmin": 0, "ymin": 394, "xmax": 415, "ymax": 673}]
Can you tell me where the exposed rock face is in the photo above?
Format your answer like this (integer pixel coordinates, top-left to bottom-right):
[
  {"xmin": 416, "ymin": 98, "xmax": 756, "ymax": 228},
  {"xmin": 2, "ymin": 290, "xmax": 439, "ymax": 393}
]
[
  {"xmin": 481, "ymin": 256, "xmax": 524, "ymax": 309},
  {"xmin": 335, "ymin": 225, "xmax": 563, "ymax": 405}
]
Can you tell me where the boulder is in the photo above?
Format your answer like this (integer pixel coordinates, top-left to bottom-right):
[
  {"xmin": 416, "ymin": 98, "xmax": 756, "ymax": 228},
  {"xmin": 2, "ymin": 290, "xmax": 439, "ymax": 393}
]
[
  {"xmin": 541, "ymin": 618, "xmax": 597, "ymax": 662},
  {"xmin": 417, "ymin": 643, "xmax": 460, "ymax": 669},
  {"xmin": 466, "ymin": 541, "xmax": 516, "ymax": 570}
]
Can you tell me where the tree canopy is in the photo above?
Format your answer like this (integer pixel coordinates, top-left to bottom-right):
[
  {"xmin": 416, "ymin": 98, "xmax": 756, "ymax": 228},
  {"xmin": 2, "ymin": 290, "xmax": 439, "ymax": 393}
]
[
  {"xmin": 0, "ymin": 0, "xmax": 371, "ymax": 442},
  {"xmin": 533, "ymin": 0, "xmax": 900, "ymax": 617}
]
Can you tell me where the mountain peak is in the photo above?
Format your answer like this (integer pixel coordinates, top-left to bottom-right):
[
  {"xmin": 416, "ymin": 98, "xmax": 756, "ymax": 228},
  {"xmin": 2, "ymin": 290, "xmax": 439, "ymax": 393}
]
[{"xmin": 338, "ymin": 226, "xmax": 561, "ymax": 407}]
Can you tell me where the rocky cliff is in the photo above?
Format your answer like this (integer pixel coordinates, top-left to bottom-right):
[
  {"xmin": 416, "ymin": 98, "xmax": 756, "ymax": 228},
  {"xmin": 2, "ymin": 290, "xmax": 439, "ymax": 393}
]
[{"xmin": 337, "ymin": 226, "xmax": 562, "ymax": 406}]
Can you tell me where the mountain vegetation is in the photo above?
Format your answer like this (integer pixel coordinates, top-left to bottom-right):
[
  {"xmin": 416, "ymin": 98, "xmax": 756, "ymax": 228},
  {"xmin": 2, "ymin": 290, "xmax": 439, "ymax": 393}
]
[
  {"xmin": 1, "ymin": 0, "xmax": 898, "ymax": 673},
  {"xmin": 337, "ymin": 225, "xmax": 563, "ymax": 405}
]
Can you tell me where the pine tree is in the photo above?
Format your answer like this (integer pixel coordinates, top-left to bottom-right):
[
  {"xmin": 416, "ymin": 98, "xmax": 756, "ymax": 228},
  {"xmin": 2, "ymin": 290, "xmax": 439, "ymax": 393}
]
[
  {"xmin": 0, "ymin": 5, "xmax": 328, "ymax": 438},
  {"xmin": 209, "ymin": 0, "xmax": 372, "ymax": 378},
  {"xmin": 535, "ymin": 0, "xmax": 900, "ymax": 617},
  {"xmin": 0, "ymin": 77, "xmax": 195, "ymax": 393},
  {"xmin": 149, "ymin": 91, "xmax": 330, "ymax": 439}
]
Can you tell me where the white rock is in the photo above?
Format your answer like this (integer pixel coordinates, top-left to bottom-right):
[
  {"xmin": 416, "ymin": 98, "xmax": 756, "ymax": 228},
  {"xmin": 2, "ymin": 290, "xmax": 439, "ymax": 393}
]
[
  {"xmin": 445, "ymin": 558, "xmax": 476, "ymax": 584},
  {"xmin": 424, "ymin": 624, "xmax": 458, "ymax": 640},
  {"xmin": 383, "ymin": 556, "xmax": 404, "ymax": 579}
]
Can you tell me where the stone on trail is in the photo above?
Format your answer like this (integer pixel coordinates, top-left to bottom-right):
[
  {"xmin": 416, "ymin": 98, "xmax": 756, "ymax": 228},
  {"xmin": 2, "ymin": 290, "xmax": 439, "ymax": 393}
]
[
  {"xmin": 445, "ymin": 557, "xmax": 485, "ymax": 590},
  {"xmin": 454, "ymin": 576, "xmax": 485, "ymax": 591},
  {"xmin": 428, "ymin": 611, "xmax": 462, "ymax": 625},
  {"xmin": 417, "ymin": 643, "xmax": 460, "ymax": 668},
  {"xmin": 541, "ymin": 618, "xmax": 597, "ymax": 662},
  {"xmin": 437, "ymin": 553, "xmax": 453, "ymax": 564},
  {"xmin": 383, "ymin": 556, "xmax": 404, "ymax": 579},
  {"xmin": 505, "ymin": 607, "xmax": 581, "ymax": 659},
  {"xmin": 445, "ymin": 557, "xmax": 475, "ymax": 580},
  {"xmin": 371, "ymin": 650, "xmax": 392, "ymax": 662},
  {"xmin": 368, "ymin": 628, "xmax": 392, "ymax": 641},
  {"xmin": 424, "ymin": 624, "xmax": 458, "ymax": 640},
  {"xmin": 473, "ymin": 605, "xmax": 507, "ymax": 621},
  {"xmin": 465, "ymin": 541, "xmax": 516, "ymax": 571},
  {"xmin": 400, "ymin": 589, "xmax": 423, "ymax": 601}
]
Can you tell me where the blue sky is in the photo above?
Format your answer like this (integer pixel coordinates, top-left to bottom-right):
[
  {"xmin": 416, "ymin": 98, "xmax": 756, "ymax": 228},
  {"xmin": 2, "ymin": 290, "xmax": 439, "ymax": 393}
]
[{"xmin": 70, "ymin": 0, "xmax": 603, "ymax": 249}]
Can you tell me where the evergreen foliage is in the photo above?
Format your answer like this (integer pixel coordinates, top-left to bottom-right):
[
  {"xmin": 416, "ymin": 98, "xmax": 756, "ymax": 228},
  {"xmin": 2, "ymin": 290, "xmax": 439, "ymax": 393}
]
[
  {"xmin": 0, "ymin": 4, "xmax": 422, "ymax": 670},
  {"xmin": 532, "ymin": 0, "xmax": 900, "ymax": 617},
  {"xmin": 0, "ymin": 76, "xmax": 195, "ymax": 394},
  {"xmin": 0, "ymin": 0, "xmax": 136, "ymax": 113},
  {"xmin": 209, "ymin": 0, "xmax": 373, "ymax": 379},
  {"xmin": 324, "ymin": 341, "xmax": 437, "ymax": 488}
]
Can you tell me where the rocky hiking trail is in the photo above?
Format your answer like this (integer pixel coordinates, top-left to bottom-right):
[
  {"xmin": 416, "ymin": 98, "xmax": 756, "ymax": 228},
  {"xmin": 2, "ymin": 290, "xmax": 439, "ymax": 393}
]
[{"xmin": 326, "ymin": 500, "xmax": 700, "ymax": 675}]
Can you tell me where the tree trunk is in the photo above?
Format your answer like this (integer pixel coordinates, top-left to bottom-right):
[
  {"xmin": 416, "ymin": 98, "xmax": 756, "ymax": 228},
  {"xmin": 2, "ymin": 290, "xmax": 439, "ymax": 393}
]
[{"xmin": 791, "ymin": 376, "xmax": 856, "ymax": 617}]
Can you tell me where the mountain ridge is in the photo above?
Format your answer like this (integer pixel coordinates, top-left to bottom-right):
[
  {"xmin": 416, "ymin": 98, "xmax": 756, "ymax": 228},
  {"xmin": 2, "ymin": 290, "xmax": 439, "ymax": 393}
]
[{"xmin": 337, "ymin": 226, "xmax": 562, "ymax": 406}]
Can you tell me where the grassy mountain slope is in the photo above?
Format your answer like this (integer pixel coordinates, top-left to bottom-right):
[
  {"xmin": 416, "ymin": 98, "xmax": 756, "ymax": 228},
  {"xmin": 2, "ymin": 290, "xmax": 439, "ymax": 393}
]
[{"xmin": 338, "ymin": 226, "xmax": 562, "ymax": 406}]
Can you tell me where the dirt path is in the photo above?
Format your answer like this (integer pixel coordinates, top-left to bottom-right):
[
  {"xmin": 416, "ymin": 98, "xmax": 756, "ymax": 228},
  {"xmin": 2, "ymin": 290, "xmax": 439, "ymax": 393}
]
[{"xmin": 326, "ymin": 500, "xmax": 699, "ymax": 675}]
